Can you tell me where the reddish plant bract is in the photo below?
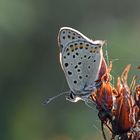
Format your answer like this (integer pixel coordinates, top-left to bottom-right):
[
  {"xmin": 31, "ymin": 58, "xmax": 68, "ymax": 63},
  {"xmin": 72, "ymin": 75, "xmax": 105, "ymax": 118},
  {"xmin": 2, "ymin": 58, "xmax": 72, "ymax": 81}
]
[{"xmin": 90, "ymin": 64, "xmax": 140, "ymax": 139}]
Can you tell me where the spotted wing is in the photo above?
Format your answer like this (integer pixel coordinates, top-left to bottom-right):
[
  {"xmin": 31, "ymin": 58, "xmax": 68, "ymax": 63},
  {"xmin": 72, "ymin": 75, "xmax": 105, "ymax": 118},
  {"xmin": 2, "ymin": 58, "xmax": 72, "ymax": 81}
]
[{"xmin": 58, "ymin": 27, "xmax": 104, "ymax": 94}]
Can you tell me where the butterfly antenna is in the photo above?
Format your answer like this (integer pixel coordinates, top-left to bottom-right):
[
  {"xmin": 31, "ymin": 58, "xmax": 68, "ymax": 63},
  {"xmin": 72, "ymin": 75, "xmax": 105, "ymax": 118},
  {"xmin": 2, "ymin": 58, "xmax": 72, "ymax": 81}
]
[
  {"xmin": 105, "ymin": 45, "xmax": 110, "ymax": 67},
  {"xmin": 42, "ymin": 91, "xmax": 70, "ymax": 105}
]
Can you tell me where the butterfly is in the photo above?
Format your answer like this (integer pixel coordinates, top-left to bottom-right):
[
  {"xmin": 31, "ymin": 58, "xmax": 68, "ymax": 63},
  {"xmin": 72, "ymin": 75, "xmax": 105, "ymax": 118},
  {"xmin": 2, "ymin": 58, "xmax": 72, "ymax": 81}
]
[{"xmin": 58, "ymin": 27, "xmax": 106, "ymax": 102}]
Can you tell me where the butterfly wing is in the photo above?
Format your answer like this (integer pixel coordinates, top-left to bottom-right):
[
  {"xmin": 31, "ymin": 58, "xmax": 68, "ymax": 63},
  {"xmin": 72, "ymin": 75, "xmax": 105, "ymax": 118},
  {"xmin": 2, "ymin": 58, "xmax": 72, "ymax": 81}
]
[{"xmin": 58, "ymin": 27, "xmax": 104, "ymax": 94}]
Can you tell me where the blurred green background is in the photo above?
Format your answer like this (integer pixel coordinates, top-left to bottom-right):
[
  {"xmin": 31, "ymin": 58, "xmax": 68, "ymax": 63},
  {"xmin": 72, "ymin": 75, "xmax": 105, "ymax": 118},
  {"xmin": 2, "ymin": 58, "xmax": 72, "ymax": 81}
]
[{"xmin": 0, "ymin": 0, "xmax": 140, "ymax": 140}]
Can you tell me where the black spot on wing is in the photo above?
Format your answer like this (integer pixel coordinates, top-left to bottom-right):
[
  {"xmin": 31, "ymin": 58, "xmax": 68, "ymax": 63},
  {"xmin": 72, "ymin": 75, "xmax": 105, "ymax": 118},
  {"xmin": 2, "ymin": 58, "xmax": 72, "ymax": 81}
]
[
  {"xmin": 65, "ymin": 63, "xmax": 69, "ymax": 67},
  {"xmin": 68, "ymin": 71, "xmax": 72, "ymax": 75}
]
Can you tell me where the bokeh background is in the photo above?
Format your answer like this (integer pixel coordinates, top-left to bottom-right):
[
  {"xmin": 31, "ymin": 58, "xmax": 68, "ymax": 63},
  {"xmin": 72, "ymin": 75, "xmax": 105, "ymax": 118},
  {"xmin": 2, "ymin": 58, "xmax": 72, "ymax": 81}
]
[{"xmin": 0, "ymin": 0, "xmax": 140, "ymax": 140}]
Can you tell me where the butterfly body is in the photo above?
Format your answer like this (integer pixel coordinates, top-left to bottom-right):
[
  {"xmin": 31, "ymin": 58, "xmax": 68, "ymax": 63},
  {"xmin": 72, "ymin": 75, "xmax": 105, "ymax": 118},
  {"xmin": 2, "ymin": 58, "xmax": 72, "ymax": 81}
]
[{"xmin": 58, "ymin": 27, "xmax": 105, "ymax": 102}]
